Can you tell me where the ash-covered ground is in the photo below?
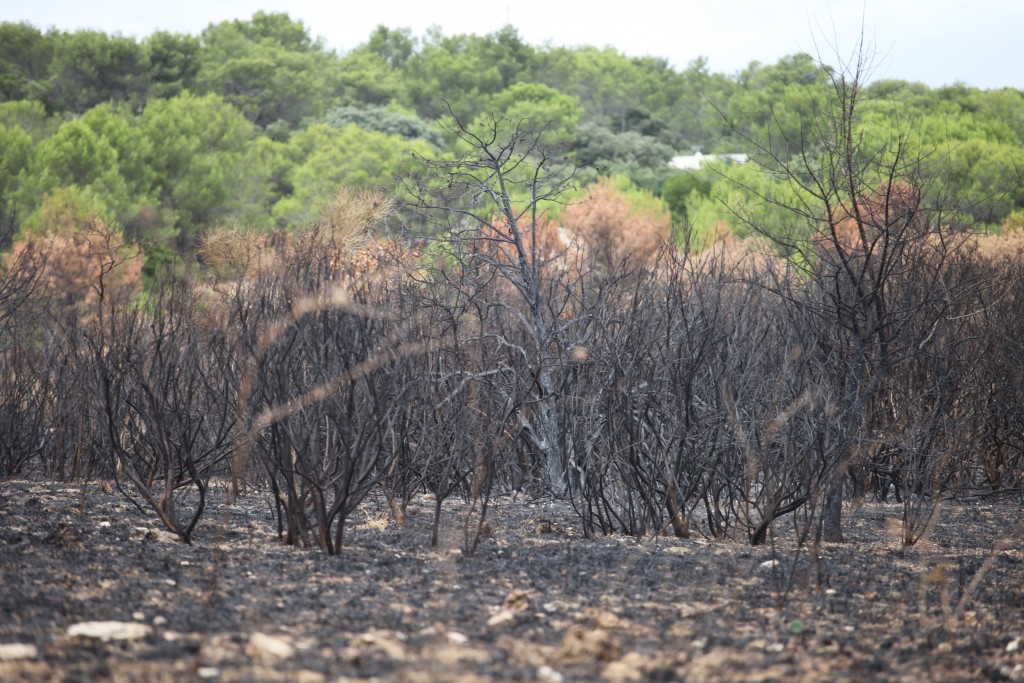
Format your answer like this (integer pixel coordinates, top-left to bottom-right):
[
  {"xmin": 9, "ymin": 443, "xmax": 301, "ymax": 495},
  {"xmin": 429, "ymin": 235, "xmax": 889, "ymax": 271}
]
[{"xmin": 1, "ymin": 480, "xmax": 1022, "ymax": 682}]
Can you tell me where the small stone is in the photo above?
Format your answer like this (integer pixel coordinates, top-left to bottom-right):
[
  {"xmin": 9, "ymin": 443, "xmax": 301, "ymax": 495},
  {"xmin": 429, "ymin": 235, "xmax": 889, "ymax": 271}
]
[
  {"xmin": 98, "ymin": 521, "xmax": 111, "ymax": 528},
  {"xmin": 67, "ymin": 621, "xmax": 153, "ymax": 642},
  {"xmin": 153, "ymin": 615, "xmax": 168, "ymax": 627},
  {"xmin": 246, "ymin": 632, "xmax": 295, "ymax": 662},
  {"xmin": 0, "ymin": 643, "xmax": 38, "ymax": 661},
  {"xmin": 766, "ymin": 642, "xmax": 785, "ymax": 653},
  {"xmin": 1007, "ymin": 638, "xmax": 1021, "ymax": 653},
  {"xmin": 197, "ymin": 667, "xmax": 220, "ymax": 679},
  {"xmin": 294, "ymin": 637, "xmax": 317, "ymax": 652},
  {"xmin": 759, "ymin": 560, "xmax": 778, "ymax": 569},
  {"xmin": 132, "ymin": 611, "xmax": 145, "ymax": 621},
  {"xmin": 445, "ymin": 631, "xmax": 468, "ymax": 645},
  {"xmin": 342, "ymin": 630, "xmax": 406, "ymax": 662},
  {"xmin": 936, "ymin": 642, "xmax": 953, "ymax": 654},
  {"xmin": 503, "ymin": 589, "xmax": 531, "ymax": 612},
  {"xmin": 180, "ymin": 560, "xmax": 190, "ymax": 566},
  {"xmin": 487, "ymin": 609, "xmax": 517, "ymax": 628},
  {"xmin": 553, "ymin": 625, "xmax": 620, "ymax": 664},
  {"xmin": 601, "ymin": 652, "xmax": 648, "ymax": 683},
  {"xmin": 538, "ymin": 664, "xmax": 565, "ymax": 683}
]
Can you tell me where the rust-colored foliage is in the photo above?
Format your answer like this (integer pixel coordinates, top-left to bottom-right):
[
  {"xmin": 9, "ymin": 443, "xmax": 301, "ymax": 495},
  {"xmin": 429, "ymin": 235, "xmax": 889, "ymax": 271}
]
[
  {"xmin": 471, "ymin": 212, "xmax": 586, "ymax": 283},
  {"xmin": 822, "ymin": 181, "xmax": 1024, "ymax": 268},
  {"xmin": 559, "ymin": 178, "xmax": 671, "ymax": 272},
  {"xmin": 199, "ymin": 188, "xmax": 397, "ymax": 284},
  {"xmin": 823, "ymin": 181, "xmax": 925, "ymax": 254},
  {"xmin": 8, "ymin": 217, "xmax": 143, "ymax": 315}
]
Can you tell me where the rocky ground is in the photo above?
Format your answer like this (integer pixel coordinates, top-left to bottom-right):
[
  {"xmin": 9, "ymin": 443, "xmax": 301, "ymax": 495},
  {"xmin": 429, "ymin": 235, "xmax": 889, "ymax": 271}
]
[{"xmin": 0, "ymin": 480, "xmax": 1022, "ymax": 682}]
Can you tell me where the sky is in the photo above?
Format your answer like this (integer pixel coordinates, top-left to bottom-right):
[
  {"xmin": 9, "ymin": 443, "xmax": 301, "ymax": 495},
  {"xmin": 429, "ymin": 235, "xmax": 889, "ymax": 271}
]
[{"xmin": 2, "ymin": 0, "xmax": 1022, "ymax": 90}]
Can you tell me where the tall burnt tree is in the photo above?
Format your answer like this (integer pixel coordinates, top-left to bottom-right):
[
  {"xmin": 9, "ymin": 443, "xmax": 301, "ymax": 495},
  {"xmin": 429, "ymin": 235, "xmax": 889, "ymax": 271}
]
[
  {"xmin": 404, "ymin": 108, "xmax": 581, "ymax": 493},
  {"xmin": 724, "ymin": 42, "xmax": 983, "ymax": 542}
]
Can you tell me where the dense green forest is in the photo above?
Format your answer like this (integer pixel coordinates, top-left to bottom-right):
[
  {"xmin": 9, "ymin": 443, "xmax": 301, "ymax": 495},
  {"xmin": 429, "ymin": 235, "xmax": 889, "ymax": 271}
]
[{"xmin": 2, "ymin": 11, "xmax": 1023, "ymax": 279}]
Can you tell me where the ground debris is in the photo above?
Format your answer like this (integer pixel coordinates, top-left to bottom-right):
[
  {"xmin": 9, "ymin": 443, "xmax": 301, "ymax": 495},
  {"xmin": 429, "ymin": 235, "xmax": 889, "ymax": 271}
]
[
  {"xmin": 0, "ymin": 643, "xmax": 38, "ymax": 661},
  {"xmin": 0, "ymin": 481, "xmax": 1020, "ymax": 682},
  {"xmin": 66, "ymin": 620, "xmax": 153, "ymax": 642},
  {"xmin": 246, "ymin": 632, "xmax": 295, "ymax": 662}
]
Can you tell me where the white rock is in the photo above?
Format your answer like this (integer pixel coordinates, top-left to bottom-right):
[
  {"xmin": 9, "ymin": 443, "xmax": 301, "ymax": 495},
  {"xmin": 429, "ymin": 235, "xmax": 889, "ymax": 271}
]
[
  {"xmin": 759, "ymin": 560, "xmax": 778, "ymax": 569},
  {"xmin": 98, "ymin": 521, "xmax": 111, "ymax": 528},
  {"xmin": 132, "ymin": 612, "xmax": 145, "ymax": 621},
  {"xmin": 153, "ymin": 615, "xmax": 168, "ymax": 627},
  {"xmin": 67, "ymin": 621, "xmax": 153, "ymax": 642},
  {"xmin": 445, "ymin": 631, "xmax": 468, "ymax": 645},
  {"xmin": 0, "ymin": 643, "xmax": 38, "ymax": 661},
  {"xmin": 1008, "ymin": 638, "xmax": 1021, "ymax": 653},
  {"xmin": 246, "ymin": 632, "xmax": 295, "ymax": 662},
  {"xmin": 197, "ymin": 667, "xmax": 220, "ymax": 679},
  {"xmin": 537, "ymin": 664, "xmax": 564, "ymax": 683},
  {"xmin": 486, "ymin": 609, "xmax": 517, "ymax": 628}
]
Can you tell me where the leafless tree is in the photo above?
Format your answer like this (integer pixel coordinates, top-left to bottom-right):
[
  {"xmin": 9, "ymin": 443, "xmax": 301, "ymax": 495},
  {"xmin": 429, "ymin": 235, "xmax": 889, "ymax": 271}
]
[
  {"xmin": 92, "ymin": 281, "xmax": 235, "ymax": 544},
  {"xmin": 717, "ymin": 42, "xmax": 988, "ymax": 543},
  {"xmin": 403, "ymin": 108, "xmax": 581, "ymax": 494}
]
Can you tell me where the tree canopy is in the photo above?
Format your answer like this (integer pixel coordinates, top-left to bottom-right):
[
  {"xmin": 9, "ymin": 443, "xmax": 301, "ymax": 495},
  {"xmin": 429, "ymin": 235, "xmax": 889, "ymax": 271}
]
[{"xmin": 0, "ymin": 13, "xmax": 1019, "ymax": 278}]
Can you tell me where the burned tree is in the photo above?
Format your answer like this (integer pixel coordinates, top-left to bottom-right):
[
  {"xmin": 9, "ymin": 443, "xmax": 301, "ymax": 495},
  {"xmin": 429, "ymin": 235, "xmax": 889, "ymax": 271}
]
[
  {"xmin": 722, "ymin": 42, "xmax": 988, "ymax": 543},
  {"xmin": 404, "ymin": 109, "xmax": 582, "ymax": 493}
]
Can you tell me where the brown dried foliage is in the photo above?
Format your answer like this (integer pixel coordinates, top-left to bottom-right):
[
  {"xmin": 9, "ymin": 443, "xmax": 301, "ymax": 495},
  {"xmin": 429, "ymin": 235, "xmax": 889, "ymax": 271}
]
[
  {"xmin": 8, "ymin": 218, "xmax": 143, "ymax": 314},
  {"xmin": 559, "ymin": 178, "xmax": 671, "ymax": 272}
]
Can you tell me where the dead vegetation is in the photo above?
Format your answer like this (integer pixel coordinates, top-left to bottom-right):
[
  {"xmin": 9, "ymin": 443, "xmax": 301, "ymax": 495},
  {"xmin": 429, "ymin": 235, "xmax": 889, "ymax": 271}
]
[{"xmin": 2, "ymin": 49, "xmax": 1024, "ymax": 682}]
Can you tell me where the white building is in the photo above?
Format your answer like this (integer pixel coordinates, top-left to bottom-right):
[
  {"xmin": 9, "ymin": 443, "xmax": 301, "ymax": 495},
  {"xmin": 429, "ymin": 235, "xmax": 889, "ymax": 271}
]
[{"xmin": 669, "ymin": 152, "xmax": 749, "ymax": 171}]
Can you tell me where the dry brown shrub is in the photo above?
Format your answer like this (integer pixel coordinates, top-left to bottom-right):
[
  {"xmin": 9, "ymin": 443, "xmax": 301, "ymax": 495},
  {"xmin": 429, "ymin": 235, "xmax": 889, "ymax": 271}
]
[
  {"xmin": 822, "ymin": 181, "xmax": 924, "ymax": 253},
  {"xmin": 8, "ymin": 217, "xmax": 143, "ymax": 314},
  {"xmin": 316, "ymin": 187, "xmax": 394, "ymax": 252},
  {"xmin": 473, "ymin": 212, "xmax": 587, "ymax": 284},
  {"xmin": 196, "ymin": 189, "xmax": 408, "ymax": 337},
  {"xmin": 972, "ymin": 229, "xmax": 1024, "ymax": 264},
  {"xmin": 349, "ymin": 237, "xmax": 423, "ymax": 284},
  {"xmin": 559, "ymin": 178, "xmax": 671, "ymax": 271},
  {"xmin": 198, "ymin": 224, "xmax": 276, "ymax": 281},
  {"xmin": 199, "ymin": 188, "xmax": 396, "ymax": 283}
]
